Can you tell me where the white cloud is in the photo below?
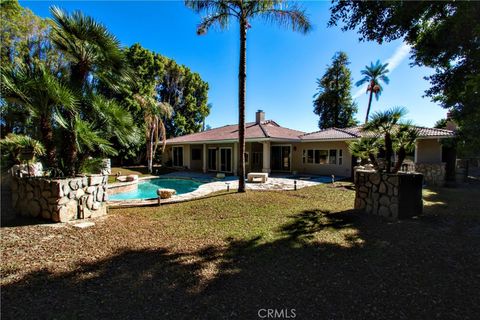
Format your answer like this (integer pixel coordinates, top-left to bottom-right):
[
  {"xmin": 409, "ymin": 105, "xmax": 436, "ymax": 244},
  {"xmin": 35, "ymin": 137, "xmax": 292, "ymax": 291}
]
[{"xmin": 353, "ymin": 43, "xmax": 411, "ymax": 99}]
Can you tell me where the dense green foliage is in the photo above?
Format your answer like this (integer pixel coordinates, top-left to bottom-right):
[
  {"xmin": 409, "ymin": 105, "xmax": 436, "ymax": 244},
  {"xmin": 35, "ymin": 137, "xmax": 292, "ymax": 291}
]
[
  {"xmin": 121, "ymin": 44, "xmax": 210, "ymax": 139},
  {"xmin": 329, "ymin": 1, "xmax": 480, "ymax": 156},
  {"xmin": 185, "ymin": 0, "xmax": 311, "ymax": 192},
  {"xmin": 0, "ymin": 133, "xmax": 45, "ymax": 169},
  {"xmin": 313, "ymin": 51, "xmax": 357, "ymax": 129},
  {"xmin": 0, "ymin": 1, "xmax": 210, "ymax": 175}
]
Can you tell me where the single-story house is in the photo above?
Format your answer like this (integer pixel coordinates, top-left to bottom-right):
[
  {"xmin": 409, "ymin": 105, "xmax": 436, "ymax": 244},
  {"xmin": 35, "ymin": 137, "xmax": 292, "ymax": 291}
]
[{"xmin": 164, "ymin": 111, "xmax": 455, "ymax": 183}]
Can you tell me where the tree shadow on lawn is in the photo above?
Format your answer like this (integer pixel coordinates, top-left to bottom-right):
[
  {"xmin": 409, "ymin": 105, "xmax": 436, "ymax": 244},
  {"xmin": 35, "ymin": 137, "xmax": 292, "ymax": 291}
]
[{"xmin": 2, "ymin": 208, "xmax": 480, "ymax": 319}]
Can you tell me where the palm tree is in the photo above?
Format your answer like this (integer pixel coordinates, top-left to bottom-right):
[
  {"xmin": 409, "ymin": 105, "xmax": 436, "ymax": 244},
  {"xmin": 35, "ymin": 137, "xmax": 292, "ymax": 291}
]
[
  {"xmin": 392, "ymin": 124, "xmax": 418, "ymax": 173},
  {"xmin": 363, "ymin": 107, "xmax": 407, "ymax": 173},
  {"xmin": 348, "ymin": 137, "xmax": 380, "ymax": 168},
  {"xmin": 356, "ymin": 60, "xmax": 389, "ymax": 123},
  {"xmin": 185, "ymin": 0, "xmax": 311, "ymax": 192},
  {"xmin": 0, "ymin": 133, "xmax": 46, "ymax": 176},
  {"xmin": 134, "ymin": 87, "xmax": 173, "ymax": 173},
  {"xmin": 50, "ymin": 7, "xmax": 133, "ymax": 175},
  {"xmin": 0, "ymin": 62, "xmax": 76, "ymax": 167}
]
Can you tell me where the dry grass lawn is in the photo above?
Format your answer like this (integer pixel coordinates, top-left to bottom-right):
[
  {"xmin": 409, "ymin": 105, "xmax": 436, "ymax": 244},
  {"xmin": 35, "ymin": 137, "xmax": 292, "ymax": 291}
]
[{"xmin": 1, "ymin": 183, "xmax": 479, "ymax": 319}]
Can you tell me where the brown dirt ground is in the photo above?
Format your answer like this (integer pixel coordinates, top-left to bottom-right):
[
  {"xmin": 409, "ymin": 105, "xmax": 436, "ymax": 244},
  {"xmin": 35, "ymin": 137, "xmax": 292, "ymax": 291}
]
[{"xmin": 1, "ymin": 182, "xmax": 479, "ymax": 319}]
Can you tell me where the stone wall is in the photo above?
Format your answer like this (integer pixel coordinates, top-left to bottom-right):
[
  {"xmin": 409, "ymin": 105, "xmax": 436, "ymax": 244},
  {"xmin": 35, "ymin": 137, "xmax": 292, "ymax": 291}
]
[
  {"xmin": 11, "ymin": 175, "xmax": 108, "ymax": 222},
  {"xmin": 355, "ymin": 170, "xmax": 423, "ymax": 220},
  {"xmin": 414, "ymin": 162, "xmax": 445, "ymax": 186}
]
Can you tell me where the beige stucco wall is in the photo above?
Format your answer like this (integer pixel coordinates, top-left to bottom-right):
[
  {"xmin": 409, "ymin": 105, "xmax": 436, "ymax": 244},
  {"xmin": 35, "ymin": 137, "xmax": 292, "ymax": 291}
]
[
  {"xmin": 290, "ymin": 141, "xmax": 352, "ymax": 177},
  {"xmin": 165, "ymin": 141, "xmax": 352, "ymax": 177},
  {"xmin": 416, "ymin": 139, "xmax": 442, "ymax": 163}
]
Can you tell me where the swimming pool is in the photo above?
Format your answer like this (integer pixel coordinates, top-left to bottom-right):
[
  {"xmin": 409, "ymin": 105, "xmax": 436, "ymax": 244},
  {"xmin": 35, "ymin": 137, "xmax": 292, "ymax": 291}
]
[{"xmin": 109, "ymin": 178, "xmax": 204, "ymax": 200}]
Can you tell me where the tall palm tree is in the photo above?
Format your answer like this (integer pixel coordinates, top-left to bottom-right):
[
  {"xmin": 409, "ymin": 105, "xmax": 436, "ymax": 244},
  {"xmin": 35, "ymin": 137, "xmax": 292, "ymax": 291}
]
[
  {"xmin": 185, "ymin": 0, "xmax": 311, "ymax": 192},
  {"xmin": 134, "ymin": 88, "xmax": 173, "ymax": 173},
  {"xmin": 363, "ymin": 107, "xmax": 407, "ymax": 173},
  {"xmin": 356, "ymin": 60, "xmax": 389, "ymax": 123},
  {"xmin": 50, "ymin": 7, "xmax": 132, "ymax": 175},
  {"xmin": 0, "ymin": 62, "xmax": 77, "ymax": 167}
]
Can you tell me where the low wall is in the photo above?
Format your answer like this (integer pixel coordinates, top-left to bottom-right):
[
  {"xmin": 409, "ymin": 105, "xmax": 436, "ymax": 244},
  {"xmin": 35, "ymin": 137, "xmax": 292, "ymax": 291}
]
[
  {"xmin": 108, "ymin": 180, "xmax": 138, "ymax": 195},
  {"xmin": 355, "ymin": 170, "xmax": 423, "ymax": 220},
  {"xmin": 11, "ymin": 175, "xmax": 108, "ymax": 222},
  {"xmin": 414, "ymin": 162, "xmax": 445, "ymax": 186}
]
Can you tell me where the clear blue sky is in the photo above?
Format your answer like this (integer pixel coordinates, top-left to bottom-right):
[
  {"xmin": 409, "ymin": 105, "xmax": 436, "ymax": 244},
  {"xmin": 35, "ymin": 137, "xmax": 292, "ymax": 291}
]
[{"xmin": 21, "ymin": 0, "xmax": 447, "ymax": 132}]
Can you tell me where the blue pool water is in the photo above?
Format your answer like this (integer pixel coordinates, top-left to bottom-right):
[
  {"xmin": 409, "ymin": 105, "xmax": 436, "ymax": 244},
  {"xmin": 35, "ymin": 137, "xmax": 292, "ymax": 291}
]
[{"xmin": 110, "ymin": 178, "xmax": 204, "ymax": 200}]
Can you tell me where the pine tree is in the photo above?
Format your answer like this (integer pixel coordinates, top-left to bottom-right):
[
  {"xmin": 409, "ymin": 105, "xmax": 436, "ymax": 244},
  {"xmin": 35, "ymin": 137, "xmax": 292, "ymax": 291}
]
[{"xmin": 313, "ymin": 52, "xmax": 357, "ymax": 129}]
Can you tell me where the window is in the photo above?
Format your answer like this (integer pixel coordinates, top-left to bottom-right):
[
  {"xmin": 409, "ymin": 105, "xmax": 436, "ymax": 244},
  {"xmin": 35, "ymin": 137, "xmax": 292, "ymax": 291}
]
[
  {"xmin": 329, "ymin": 149, "xmax": 337, "ymax": 164},
  {"xmin": 338, "ymin": 149, "xmax": 343, "ymax": 165},
  {"xmin": 303, "ymin": 149, "xmax": 340, "ymax": 165},
  {"xmin": 306, "ymin": 150, "xmax": 314, "ymax": 164},
  {"xmin": 191, "ymin": 148, "xmax": 201, "ymax": 161},
  {"xmin": 172, "ymin": 147, "xmax": 183, "ymax": 167},
  {"xmin": 244, "ymin": 152, "xmax": 249, "ymax": 164}
]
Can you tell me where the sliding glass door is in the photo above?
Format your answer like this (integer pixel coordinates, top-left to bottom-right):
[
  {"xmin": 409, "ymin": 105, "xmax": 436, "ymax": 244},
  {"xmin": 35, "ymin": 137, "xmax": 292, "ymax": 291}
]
[
  {"xmin": 220, "ymin": 148, "xmax": 232, "ymax": 172},
  {"xmin": 172, "ymin": 146, "xmax": 183, "ymax": 167},
  {"xmin": 208, "ymin": 148, "xmax": 217, "ymax": 171},
  {"xmin": 271, "ymin": 146, "xmax": 291, "ymax": 171}
]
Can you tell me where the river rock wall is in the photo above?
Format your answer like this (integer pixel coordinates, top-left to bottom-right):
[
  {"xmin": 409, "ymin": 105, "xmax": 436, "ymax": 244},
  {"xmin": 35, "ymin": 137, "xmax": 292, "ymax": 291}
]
[
  {"xmin": 355, "ymin": 170, "xmax": 423, "ymax": 220},
  {"xmin": 414, "ymin": 162, "xmax": 445, "ymax": 186},
  {"xmin": 11, "ymin": 175, "xmax": 108, "ymax": 222}
]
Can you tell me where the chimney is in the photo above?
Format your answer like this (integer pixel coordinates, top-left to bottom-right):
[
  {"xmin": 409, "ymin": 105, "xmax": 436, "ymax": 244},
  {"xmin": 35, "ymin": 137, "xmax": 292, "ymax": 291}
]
[
  {"xmin": 256, "ymin": 110, "xmax": 265, "ymax": 124},
  {"xmin": 445, "ymin": 111, "xmax": 458, "ymax": 131}
]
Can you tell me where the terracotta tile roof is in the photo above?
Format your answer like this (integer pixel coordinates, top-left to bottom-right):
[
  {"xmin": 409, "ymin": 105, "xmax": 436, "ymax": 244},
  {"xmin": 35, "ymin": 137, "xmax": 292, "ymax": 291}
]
[
  {"xmin": 166, "ymin": 120, "xmax": 305, "ymax": 144},
  {"xmin": 301, "ymin": 128, "xmax": 359, "ymax": 140},
  {"xmin": 166, "ymin": 122, "xmax": 454, "ymax": 144},
  {"xmin": 413, "ymin": 126, "xmax": 456, "ymax": 138},
  {"xmin": 300, "ymin": 126, "xmax": 455, "ymax": 141}
]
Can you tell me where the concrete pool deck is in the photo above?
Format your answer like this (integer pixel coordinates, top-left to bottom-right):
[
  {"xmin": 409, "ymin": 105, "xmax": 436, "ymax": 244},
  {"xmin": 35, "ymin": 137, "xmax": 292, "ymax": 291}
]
[{"xmin": 108, "ymin": 172, "xmax": 339, "ymax": 208}]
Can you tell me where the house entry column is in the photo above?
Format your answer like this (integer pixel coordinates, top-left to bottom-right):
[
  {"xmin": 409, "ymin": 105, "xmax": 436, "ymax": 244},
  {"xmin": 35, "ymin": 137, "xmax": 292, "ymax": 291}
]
[
  {"xmin": 202, "ymin": 144, "xmax": 207, "ymax": 173},
  {"xmin": 262, "ymin": 141, "xmax": 271, "ymax": 173}
]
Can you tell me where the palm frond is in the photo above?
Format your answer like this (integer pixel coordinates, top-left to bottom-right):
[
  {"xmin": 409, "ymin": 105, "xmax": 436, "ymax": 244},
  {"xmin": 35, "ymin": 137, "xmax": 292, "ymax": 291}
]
[
  {"xmin": 196, "ymin": 12, "xmax": 230, "ymax": 35},
  {"xmin": 258, "ymin": 5, "xmax": 312, "ymax": 34}
]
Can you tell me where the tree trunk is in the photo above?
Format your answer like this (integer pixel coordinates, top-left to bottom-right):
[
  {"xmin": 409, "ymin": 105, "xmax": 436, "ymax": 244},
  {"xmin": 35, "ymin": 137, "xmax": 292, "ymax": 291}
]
[
  {"xmin": 364, "ymin": 84, "xmax": 374, "ymax": 124},
  {"xmin": 147, "ymin": 126, "xmax": 154, "ymax": 174},
  {"xmin": 385, "ymin": 132, "xmax": 392, "ymax": 173},
  {"xmin": 65, "ymin": 128, "xmax": 78, "ymax": 177},
  {"xmin": 393, "ymin": 147, "xmax": 406, "ymax": 173},
  {"xmin": 237, "ymin": 21, "xmax": 247, "ymax": 192},
  {"xmin": 39, "ymin": 114, "xmax": 56, "ymax": 168}
]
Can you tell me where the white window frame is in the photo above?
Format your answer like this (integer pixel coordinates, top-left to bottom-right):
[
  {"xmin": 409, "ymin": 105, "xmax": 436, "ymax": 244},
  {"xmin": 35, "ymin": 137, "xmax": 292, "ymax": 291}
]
[{"xmin": 303, "ymin": 148, "xmax": 341, "ymax": 165}]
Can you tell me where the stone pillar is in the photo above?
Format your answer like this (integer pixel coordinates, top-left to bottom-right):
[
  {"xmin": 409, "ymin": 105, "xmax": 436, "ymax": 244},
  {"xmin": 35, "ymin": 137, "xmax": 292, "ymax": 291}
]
[
  {"xmin": 354, "ymin": 170, "xmax": 423, "ymax": 220},
  {"xmin": 202, "ymin": 144, "xmax": 207, "ymax": 173},
  {"xmin": 262, "ymin": 141, "xmax": 271, "ymax": 173},
  {"xmin": 353, "ymin": 165, "xmax": 365, "ymax": 184}
]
